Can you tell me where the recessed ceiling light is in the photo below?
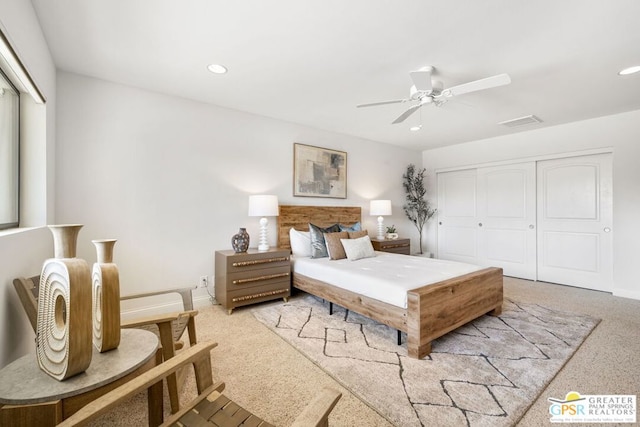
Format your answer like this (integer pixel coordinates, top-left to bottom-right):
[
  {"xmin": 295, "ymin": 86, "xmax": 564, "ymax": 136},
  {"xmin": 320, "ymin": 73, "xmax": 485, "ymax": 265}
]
[
  {"xmin": 410, "ymin": 125, "xmax": 422, "ymax": 132},
  {"xmin": 207, "ymin": 64, "xmax": 228, "ymax": 74},
  {"xmin": 618, "ymin": 65, "xmax": 640, "ymax": 76}
]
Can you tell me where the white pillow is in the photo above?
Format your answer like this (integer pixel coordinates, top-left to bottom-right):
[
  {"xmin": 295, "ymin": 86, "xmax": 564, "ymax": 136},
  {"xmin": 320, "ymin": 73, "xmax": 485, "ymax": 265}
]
[
  {"xmin": 340, "ymin": 235, "xmax": 376, "ymax": 261},
  {"xmin": 289, "ymin": 228, "xmax": 311, "ymax": 257}
]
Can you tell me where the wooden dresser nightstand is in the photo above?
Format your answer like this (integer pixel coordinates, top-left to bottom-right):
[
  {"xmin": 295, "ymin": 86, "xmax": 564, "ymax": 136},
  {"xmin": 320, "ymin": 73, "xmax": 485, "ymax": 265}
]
[
  {"xmin": 370, "ymin": 237, "xmax": 411, "ymax": 255},
  {"xmin": 215, "ymin": 248, "xmax": 291, "ymax": 314}
]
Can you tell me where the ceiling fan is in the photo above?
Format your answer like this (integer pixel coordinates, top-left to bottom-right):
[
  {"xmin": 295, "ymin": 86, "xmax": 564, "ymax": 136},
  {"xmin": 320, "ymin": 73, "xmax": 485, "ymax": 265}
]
[{"xmin": 356, "ymin": 66, "xmax": 511, "ymax": 124}]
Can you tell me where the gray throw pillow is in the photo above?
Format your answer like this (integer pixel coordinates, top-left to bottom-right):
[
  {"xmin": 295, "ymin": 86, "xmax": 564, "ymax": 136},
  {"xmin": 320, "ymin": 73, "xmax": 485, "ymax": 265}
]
[
  {"xmin": 339, "ymin": 222, "xmax": 361, "ymax": 232},
  {"xmin": 309, "ymin": 223, "xmax": 340, "ymax": 258}
]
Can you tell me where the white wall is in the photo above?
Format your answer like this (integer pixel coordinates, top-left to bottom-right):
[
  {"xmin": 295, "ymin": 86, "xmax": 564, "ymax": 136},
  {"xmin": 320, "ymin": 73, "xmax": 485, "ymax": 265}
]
[
  {"xmin": 0, "ymin": 0, "xmax": 57, "ymax": 367},
  {"xmin": 55, "ymin": 72, "xmax": 422, "ymax": 305},
  {"xmin": 422, "ymin": 110, "xmax": 640, "ymax": 300}
]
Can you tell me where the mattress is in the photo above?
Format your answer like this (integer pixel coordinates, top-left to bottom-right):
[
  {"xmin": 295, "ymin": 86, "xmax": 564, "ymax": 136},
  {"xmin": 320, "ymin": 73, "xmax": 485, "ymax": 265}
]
[{"xmin": 292, "ymin": 252, "xmax": 482, "ymax": 309}]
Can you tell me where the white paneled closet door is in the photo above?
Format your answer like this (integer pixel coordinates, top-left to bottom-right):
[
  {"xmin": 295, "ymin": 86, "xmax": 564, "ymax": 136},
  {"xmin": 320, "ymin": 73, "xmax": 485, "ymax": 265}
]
[
  {"xmin": 537, "ymin": 153, "xmax": 613, "ymax": 291},
  {"xmin": 477, "ymin": 163, "xmax": 537, "ymax": 279},
  {"xmin": 437, "ymin": 169, "xmax": 478, "ymax": 264}
]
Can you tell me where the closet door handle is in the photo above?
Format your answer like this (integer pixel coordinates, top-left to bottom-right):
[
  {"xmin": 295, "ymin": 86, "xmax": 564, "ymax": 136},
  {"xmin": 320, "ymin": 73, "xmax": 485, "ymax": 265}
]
[
  {"xmin": 529, "ymin": 224, "xmax": 535, "ymax": 229},
  {"xmin": 478, "ymin": 223, "xmax": 483, "ymax": 227},
  {"xmin": 604, "ymin": 227, "xmax": 611, "ymax": 233}
]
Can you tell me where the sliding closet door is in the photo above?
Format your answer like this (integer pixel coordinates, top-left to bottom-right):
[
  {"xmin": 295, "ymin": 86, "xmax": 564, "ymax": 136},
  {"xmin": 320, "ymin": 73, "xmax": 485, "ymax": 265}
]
[
  {"xmin": 437, "ymin": 169, "xmax": 478, "ymax": 264},
  {"xmin": 477, "ymin": 162, "xmax": 537, "ymax": 279},
  {"xmin": 537, "ymin": 153, "xmax": 613, "ymax": 291}
]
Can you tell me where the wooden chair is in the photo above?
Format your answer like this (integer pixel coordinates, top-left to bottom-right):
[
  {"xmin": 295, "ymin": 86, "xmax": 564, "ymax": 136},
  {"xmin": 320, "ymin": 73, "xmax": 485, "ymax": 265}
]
[
  {"xmin": 12, "ymin": 275, "xmax": 198, "ymax": 413},
  {"xmin": 57, "ymin": 341, "xmax": 342, "ymax": 427}
]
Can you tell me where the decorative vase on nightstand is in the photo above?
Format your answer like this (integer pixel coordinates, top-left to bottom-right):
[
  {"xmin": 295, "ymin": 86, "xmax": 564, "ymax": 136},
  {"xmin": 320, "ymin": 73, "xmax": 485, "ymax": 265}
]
[
  {"xmin": 37, "ymin": 224, "xmax": 93, "ymax": 381},
  {"xmin": 232, "ymin": 228, "xmax": 250, "ymax": 253}
]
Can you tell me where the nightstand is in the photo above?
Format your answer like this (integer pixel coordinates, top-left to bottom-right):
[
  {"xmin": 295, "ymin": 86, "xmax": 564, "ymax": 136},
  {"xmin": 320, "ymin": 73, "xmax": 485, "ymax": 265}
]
[
  {"xmin": 370, "ymin": 237, "xmax": 411, "ymax": 255},
  {"xmin": 214, "ymin": 248, "xmax": 291, "ymax": 314}
]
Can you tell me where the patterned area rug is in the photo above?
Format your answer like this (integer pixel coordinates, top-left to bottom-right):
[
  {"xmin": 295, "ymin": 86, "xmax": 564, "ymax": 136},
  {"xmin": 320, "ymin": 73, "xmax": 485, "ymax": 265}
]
[{"xmin": 252, "ymin": 295, "xmax": 599, "ymax": 427}]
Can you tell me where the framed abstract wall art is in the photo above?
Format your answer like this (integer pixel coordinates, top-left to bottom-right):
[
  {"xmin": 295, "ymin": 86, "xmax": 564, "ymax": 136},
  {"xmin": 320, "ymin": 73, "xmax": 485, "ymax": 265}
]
[{"xmin": 293, "ymin": 143, "xmax": 347, "ymax": 198}]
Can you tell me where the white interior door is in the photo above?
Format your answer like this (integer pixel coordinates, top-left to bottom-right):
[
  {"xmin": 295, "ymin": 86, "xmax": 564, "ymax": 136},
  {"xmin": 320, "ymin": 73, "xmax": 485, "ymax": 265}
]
[
  {"xmin": 477, "ymin": 162, "xmax": 537, "ymax": 279},
  {"xmin": 537, "ymin": 153, "xmax": 613, "ymax": 291},
  {"xmin": 437, "ymin": 169, "xmax": 478, "ymax": 264}
]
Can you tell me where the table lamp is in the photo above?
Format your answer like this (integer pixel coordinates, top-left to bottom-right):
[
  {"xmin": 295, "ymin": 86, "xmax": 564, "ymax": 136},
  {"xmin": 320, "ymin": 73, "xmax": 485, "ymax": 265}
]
[
  {"xmin": 248, "ymin": 195, "xmax": 279, "ymax": 251},
  {"xmin": 370, "ymin": 199, "xmax": 392, "ymax": 240}
]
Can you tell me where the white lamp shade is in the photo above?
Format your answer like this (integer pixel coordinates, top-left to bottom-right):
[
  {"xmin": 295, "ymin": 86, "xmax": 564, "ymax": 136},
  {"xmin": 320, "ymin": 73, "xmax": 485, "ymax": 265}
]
[
  {"xmin": 370, "ymin": 199, "xmax": 392, "ymax": 216},
  {"xmin": 248, "ymin": 195, "xmax": 279, "ymax": 217}
]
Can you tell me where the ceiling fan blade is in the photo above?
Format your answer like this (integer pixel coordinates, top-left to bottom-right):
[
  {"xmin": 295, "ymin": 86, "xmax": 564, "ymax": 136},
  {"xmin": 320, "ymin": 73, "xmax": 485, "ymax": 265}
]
[
  {"xmin": 392, "ymin": 103, "xmax": 422, "ymax": 124},
  {"xmin": 409, "ymin": 68, "xmax": 433, "ymax": 92},
  {"xmin": 356, "ymin": 99, "xmax": 407, "ymax": 108},
  {"xmin": 442, "ymin": 73, "xmax": 511, "ymax": 97}
]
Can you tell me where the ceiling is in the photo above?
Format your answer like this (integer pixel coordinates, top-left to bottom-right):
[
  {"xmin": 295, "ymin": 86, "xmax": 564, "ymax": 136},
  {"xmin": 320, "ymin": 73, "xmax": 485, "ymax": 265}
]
[{"xmin": 30, "ymin": 0, "xmax": 640, "ymax": 151}]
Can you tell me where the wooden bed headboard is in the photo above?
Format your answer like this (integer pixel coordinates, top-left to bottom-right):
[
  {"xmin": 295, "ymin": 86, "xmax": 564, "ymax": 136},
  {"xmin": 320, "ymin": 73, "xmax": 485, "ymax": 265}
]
[{"xmin": 277, "ymin": 205, "xmax": 362, "ymax": 250}]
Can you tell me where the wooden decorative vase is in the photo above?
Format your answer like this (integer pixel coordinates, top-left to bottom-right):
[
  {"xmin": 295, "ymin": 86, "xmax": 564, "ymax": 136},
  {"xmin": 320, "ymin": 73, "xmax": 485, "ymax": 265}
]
[
  {"xmin": 92, "ymin": 239, "xmax": 121, "ymax": 352},
  {"xmin": 37, "ymin": 224, "xmax": 93, "ymax": 381}
]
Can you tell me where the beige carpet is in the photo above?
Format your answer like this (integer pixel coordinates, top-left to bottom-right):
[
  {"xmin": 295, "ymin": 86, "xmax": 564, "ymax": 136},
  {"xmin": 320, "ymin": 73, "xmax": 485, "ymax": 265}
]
[
  {"xmin": 252, "ymin": 295, "xmax": 599, "ymax": 426},
  {"xmin": 89, "ymin": 278, "xmax": 640, "ymax": 426}
]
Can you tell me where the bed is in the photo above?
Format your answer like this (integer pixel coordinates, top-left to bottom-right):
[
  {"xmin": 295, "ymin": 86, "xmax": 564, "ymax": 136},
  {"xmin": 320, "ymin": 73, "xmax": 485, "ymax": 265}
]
[{"xmin": 277, "ymin": 205, "xmax": 503, "ymax": 359}]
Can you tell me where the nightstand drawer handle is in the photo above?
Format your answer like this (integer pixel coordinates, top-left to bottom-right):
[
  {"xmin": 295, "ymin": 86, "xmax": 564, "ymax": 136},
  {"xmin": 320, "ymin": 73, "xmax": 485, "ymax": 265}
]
[
  {"xmin": 233, "ymin": 272, "xmax": 290, "ymax": 285},
  {"xmin": 383, "ymin": 243, "xmax": 410, "ymax": 249},
  {"xmin": 232, "ymin": 256, "xmax": 289, "ymax": 267},
  {"xmin": 232, "ymin": 288, "xmax": 289, "ymax": 302}
]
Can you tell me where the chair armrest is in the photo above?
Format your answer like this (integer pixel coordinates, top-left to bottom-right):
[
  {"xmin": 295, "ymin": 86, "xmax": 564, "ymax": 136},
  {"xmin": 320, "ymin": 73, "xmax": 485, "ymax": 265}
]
[
  {"xmin": 291, "ymin": 387, "xmax": 342, "ymax": 427},
  {"xmin": 57, "ymin": 341, "xmax": 219, "ymax": 427},
  {"xmin": 179, "ymin": 309, "xmax": 198, "ymax": 319},
  {"xmin": 121, "ymin": 312, "xmax": 180, "ymax": 329},
  {"xmin": 121, "ymin": 309, "xmax": 198, "ymax": 329}
]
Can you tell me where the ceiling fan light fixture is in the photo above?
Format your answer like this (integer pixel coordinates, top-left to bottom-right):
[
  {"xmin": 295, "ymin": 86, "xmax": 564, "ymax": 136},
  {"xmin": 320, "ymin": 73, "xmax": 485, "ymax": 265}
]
[
  {"xmin": 410, "ymin": 125, "xmax": 422, "ymax": 131},
  {"xmin": 358, "ymin": 68, "xmax": 510, "ymax": 124},
  {"xmin": 207, "ymin": 64, "xmax": 228, "ymax": 74},
  {"xmin": 618, "ymin": 65, "xmax": 640, "ymax": 76}
]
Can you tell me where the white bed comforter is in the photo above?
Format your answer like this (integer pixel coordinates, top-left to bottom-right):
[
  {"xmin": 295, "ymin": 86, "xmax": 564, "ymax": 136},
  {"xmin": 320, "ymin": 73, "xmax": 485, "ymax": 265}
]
[{"xmin": 292, "ymin": 252, "xmax": 482, "ymax": 309}]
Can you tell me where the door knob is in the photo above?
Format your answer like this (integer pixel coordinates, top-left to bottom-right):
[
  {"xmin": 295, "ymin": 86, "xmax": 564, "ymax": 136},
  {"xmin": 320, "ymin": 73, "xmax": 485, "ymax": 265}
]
[
  {"xmin": 529, "ymin": 224, "xmax": 535, "ymax": 229},
  {"xmin": 439, "ymin": 222, "xmax": 442, "ymax": 225},
  {"xmin": 604, "ymin": 227, "xmax": 611, "ymax": 233},
  {"xmin": 478, "ymin": 223, "xmax": 483, "ymax": 227}
]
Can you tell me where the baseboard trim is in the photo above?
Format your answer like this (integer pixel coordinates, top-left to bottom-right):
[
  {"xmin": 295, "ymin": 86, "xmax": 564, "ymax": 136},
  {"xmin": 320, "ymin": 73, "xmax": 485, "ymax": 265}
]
[
  {"xmin": 193, "ymin": 294, "xmax": 218, "ymax": 308},
  {"xmin": 612, "ymin": 288, "xmax": 640, "ymax": 301},
  {"xmin": 121, "ymin": 294, "xmax": 218, "ymax": 321}
]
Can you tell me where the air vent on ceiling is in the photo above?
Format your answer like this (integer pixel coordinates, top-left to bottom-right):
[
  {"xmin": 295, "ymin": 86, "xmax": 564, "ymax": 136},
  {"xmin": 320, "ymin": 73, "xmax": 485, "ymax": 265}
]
[{"xmin": 498, "ymin": 115, "xmax": 542, "ymax": 128}]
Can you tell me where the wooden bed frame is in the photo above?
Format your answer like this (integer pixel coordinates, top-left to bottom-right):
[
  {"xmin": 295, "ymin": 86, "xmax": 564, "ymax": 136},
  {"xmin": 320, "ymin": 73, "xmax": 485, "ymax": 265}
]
[{"xmin": 277, "ymin": 205, "xmax": 503, "ymax": 359}]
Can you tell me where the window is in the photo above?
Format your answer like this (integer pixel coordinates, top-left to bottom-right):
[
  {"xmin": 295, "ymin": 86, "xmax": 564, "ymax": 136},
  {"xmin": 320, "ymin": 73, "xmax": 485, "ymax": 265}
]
[
  {"xmin": 0, "ymin": 70, "xmax": 19, "ymax": 230},
  {"xmin": 0, "ymin": 27, "xmax": 45, "ymax": 230}
]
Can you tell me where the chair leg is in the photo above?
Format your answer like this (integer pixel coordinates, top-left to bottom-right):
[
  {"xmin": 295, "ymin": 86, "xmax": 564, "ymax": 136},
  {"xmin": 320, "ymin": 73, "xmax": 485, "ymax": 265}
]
[
  {"xmin": 148, "ymin": 349, "xmax": 164, "ymax": 427},
  {"xmin": 397, "ymin": 330, "xmax": 402, "ymax": 345},
  {"xmin": 157, "ymin": 321, "xmax": 180, "ymax": 414},
  {"xmin": 187, "ymin": 317, "xmax": 197, "ymax": 346}
]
